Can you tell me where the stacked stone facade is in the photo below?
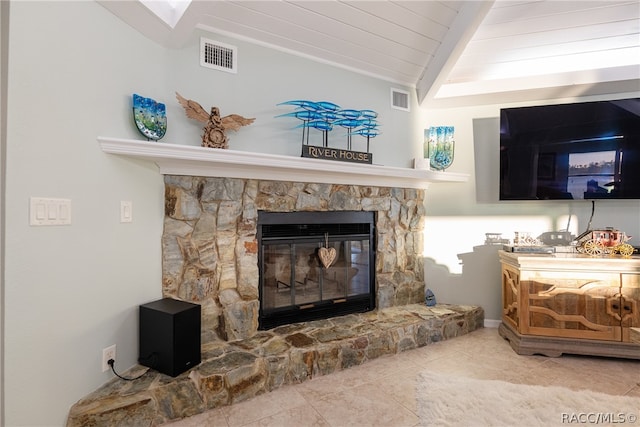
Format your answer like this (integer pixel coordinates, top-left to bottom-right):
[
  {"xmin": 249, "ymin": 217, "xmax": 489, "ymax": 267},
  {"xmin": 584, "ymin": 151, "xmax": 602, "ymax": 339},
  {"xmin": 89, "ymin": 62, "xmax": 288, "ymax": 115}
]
[{"xmin": 162, "ymin": 176, "xmax": 427, "ymax": 342}]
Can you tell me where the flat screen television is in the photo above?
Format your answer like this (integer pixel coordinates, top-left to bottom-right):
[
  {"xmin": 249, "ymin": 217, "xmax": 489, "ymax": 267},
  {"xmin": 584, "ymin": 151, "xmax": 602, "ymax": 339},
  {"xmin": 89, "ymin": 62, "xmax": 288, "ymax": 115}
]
[{"xmin": 499, "ymin": 98, "xmax": 640, "ymax": 200}]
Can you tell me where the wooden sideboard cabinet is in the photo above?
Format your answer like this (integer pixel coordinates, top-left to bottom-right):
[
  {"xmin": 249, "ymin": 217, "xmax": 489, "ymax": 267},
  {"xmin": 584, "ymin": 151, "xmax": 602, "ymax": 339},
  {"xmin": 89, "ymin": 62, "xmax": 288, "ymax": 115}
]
[{"xmin": 499, "ymin": 250, "xmax": 640, "ymax": 359}]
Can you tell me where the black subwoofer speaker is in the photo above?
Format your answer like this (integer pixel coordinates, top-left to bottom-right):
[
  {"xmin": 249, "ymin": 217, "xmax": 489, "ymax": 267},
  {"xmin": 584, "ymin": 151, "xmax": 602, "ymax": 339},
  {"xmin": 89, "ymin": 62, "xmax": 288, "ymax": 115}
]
[{"xmin": 139, "ymin": 298, "xmax": 201, "ymax": 377}]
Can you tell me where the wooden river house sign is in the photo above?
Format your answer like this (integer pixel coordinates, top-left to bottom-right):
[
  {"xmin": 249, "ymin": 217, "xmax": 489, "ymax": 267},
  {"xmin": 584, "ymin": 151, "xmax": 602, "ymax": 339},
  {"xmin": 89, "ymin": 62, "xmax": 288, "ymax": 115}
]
[{"xmin": 302, "ymin": 145, "xmax": 372, "ymax": 164}]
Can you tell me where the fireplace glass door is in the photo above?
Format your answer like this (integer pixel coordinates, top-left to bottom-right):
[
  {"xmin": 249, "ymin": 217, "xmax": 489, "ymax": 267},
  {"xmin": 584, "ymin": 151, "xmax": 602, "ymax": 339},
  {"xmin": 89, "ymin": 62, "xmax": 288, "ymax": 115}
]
[
  {"xmin": 262, "ymin": 238, "xmax": 370, "ymax": 309},
  {"xmin": 258, "ymin": 211, "xmax": 375, "ymax": 329}
]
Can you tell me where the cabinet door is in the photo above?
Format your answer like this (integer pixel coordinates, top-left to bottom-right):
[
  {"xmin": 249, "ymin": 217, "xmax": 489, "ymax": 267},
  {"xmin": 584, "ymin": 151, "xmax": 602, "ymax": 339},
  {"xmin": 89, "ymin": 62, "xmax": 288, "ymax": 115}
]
[
  {"xmin": 621, "ymin": 274, "xmax": 640, "ymax": 342},
  {"xmin": 501, "ymin": 264, "xmax": 520, "ymax": 330},
  {"xmin": 520, "ymin": 270, "xmax": 621, "ymax": 341}
]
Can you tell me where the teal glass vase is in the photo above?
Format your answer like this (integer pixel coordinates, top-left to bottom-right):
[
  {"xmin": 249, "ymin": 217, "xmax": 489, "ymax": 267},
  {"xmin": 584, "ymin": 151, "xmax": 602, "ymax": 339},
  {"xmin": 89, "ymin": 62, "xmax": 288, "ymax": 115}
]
[{"xmin": 425, "ymin": 126, "xmax": 455, "ymax": 171}]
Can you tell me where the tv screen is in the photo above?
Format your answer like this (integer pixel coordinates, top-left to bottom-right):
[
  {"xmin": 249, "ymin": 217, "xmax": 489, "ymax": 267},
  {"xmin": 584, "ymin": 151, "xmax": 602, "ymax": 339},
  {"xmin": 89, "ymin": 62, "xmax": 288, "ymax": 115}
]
[{"xmin": 499, "ymin": 98, "xmax": 640, "ymax": 200}]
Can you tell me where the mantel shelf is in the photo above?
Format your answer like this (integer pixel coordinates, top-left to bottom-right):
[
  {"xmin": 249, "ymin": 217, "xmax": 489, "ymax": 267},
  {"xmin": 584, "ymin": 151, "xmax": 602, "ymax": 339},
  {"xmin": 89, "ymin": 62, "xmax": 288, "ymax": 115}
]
[{"xmin": 98, "ymin": 137, "xmax": 469, "ymax": 189}]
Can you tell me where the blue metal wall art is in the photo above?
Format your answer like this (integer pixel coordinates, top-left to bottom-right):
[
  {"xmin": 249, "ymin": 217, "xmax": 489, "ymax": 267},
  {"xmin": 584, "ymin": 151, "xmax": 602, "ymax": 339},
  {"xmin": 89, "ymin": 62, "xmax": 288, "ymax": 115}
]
[{"xmin": 277, "ymin": 100, "xmax": 379, "ymax": 163}]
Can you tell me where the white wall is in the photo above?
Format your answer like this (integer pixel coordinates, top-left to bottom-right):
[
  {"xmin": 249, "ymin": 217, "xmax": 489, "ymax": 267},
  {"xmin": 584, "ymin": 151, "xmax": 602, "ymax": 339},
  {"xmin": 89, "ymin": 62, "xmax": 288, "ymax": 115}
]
[
  {"xmin": 162, "ymin": 29, "xmax": 419, "ymax": 166},
  {"xmin": 3, "ymin": 2, "xmax": 417, "ymax": 425},
  {"xmin": 4, "ymin": 2, "xmax": 166, "ymax": 425},
  {"xmin": 419, "ymin": 97, "xmax": 640, "ymax": 322}
]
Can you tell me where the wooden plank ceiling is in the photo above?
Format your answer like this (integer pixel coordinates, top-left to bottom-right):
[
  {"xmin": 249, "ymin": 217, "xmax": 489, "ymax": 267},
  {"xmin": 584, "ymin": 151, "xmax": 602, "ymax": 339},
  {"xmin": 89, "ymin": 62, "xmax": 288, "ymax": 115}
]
[{"xmin": 100, "ymin": 1, "xmax": 640, "ymax": 107}]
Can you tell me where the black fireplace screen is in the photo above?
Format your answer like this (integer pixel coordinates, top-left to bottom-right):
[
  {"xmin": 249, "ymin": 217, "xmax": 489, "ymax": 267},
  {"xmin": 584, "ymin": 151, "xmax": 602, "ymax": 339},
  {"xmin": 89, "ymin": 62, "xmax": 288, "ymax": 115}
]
[{"xmin": 258, "ymin": 211, "xmax": 375, "ymax": 329}]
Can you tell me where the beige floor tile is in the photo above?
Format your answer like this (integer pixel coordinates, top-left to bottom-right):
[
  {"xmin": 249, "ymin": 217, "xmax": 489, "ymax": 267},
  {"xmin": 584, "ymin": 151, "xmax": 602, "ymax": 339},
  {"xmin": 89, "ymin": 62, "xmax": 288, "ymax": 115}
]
[
  {"xmin": 308, "ymin": 382, "xmax": 419, "ymax": 427},
  {"xmin": 223, "ymin": 387, "xmax": 309, "ymax": 427},
  {"xmin": 240, "ymin": 404, "xmax": 330, "ymax": 427},
  {"xmin": 522, "ymin": 355, "xmax": 640, "ymax": 395},
  {"xmin": 377, "ymin": 368, "xmax": 420, "ymax": 413},
  {"xmin": 626, "ymin": 385, "xmax": 640, "ymax": 398}
]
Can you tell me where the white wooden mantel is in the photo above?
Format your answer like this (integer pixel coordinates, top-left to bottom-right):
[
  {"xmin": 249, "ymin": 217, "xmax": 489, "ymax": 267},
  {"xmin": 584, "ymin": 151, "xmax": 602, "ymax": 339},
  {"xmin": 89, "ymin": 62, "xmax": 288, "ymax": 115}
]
[{"xmin": 98, "ymin": 137, "xmax": 469, "ymax": 189}]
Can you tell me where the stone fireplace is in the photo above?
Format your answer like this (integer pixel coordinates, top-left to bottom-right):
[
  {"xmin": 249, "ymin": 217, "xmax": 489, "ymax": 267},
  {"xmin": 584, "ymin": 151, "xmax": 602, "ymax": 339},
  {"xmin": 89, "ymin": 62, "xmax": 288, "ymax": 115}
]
[
  {"xmin": 68, "ymin": 141, "xmax": 480, "ymax": 425},
  {"xmin": 162, "ymin": 175, "xmax": 426, "ymax": 342}
]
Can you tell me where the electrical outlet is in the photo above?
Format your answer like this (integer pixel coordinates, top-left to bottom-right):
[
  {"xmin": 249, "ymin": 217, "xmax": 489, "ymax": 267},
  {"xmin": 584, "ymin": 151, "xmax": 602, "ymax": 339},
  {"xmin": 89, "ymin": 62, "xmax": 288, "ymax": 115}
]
[{"xmin": 102, "ymin": 344, "xmax": 116, "ymax": 372}]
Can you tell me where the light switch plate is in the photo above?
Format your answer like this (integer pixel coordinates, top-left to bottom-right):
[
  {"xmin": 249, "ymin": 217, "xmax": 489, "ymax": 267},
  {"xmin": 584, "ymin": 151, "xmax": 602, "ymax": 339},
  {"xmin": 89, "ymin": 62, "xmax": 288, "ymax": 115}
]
[
  {"xmin": 30, "ymin": 197, "xmax": 71, "ymax": 226},
  {"xmin": 120, "ymin": 201, "xmax": 133, "ymax": 223}
]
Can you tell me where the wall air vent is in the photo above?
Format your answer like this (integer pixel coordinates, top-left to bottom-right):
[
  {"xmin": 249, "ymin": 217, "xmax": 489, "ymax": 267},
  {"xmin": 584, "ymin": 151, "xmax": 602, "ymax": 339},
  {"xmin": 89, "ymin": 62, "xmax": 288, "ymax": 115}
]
[
  {"xmin": 200, "ymin": 38, "xmax": 237, "ymax": 74},
  {"xmin": 390, "ymin": 88, "xmax": 410, "ymax": 112}
]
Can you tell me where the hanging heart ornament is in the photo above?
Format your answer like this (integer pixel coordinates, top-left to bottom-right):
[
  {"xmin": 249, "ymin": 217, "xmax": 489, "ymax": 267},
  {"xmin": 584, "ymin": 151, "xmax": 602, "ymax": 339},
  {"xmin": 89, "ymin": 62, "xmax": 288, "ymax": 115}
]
[{"xmin": 318, "ymin": 247, "xmax": 336, "ymax": 268}]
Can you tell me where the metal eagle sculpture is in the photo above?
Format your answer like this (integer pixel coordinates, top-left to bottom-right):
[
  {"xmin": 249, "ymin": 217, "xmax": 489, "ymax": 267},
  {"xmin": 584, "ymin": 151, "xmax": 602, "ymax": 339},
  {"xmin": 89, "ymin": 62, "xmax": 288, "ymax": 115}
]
[{"xmin": 175, "ymin": 92, "xmax": 255, "ymax": 149}]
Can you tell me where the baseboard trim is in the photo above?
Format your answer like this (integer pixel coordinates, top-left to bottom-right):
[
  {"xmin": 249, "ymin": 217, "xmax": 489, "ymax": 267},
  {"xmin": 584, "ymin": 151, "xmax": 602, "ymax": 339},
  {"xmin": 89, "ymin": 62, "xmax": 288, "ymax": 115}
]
[{"xmin": 484, "ymin": 319, "xmax": 501, "ymax": 328}]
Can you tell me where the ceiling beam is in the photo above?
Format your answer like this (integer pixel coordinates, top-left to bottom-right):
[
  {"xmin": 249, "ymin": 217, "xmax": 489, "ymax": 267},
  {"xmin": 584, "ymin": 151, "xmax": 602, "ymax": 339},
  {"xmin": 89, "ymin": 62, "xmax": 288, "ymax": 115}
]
[{"xmin": 416, "ymin": 1, "xmax": 494, "ymax": 106}]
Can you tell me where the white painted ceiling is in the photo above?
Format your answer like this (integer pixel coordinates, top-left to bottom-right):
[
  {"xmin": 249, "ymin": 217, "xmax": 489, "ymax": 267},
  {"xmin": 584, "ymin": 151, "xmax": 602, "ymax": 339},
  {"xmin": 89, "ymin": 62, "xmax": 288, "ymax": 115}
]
[{"xmin": 100, "ymin": 0, "xmax": 640, "ymax": 107}]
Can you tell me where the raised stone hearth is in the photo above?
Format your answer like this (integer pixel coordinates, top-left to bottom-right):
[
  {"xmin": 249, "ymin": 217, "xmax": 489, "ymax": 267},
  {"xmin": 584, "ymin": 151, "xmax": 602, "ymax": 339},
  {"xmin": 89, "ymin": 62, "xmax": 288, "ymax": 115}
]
[{"xmin": 67, "ymin": 304, "xmax": 484, "ymax": 426}]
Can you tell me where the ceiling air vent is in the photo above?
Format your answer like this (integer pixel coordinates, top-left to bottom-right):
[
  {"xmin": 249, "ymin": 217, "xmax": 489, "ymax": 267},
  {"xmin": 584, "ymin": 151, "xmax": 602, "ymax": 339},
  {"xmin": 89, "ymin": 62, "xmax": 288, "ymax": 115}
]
[
  {"xmin": 390, "ymin": 88, "xmax": 410, "ymax": 112},
  {"xmin": 200, "ymin": 38, "xmax": 237, "ymax": 74}
]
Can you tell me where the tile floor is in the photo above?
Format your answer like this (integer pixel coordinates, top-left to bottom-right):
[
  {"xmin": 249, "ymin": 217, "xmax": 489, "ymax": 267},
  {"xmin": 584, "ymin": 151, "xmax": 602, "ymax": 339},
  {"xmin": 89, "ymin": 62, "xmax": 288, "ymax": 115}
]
[{"xmin": 163, "ymin": 327, "xmax": 640, "ymax": 427}]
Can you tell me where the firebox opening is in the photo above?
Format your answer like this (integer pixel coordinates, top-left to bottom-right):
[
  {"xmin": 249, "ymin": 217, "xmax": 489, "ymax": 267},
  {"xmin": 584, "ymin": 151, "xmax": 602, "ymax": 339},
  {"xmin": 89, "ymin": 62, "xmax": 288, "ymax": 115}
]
[{"xmin": 258, "ymin": 211, "xmax": 376, "ymax": 329}]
